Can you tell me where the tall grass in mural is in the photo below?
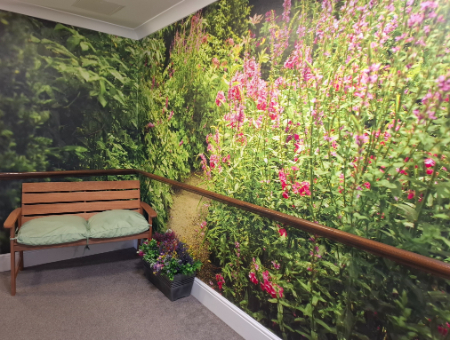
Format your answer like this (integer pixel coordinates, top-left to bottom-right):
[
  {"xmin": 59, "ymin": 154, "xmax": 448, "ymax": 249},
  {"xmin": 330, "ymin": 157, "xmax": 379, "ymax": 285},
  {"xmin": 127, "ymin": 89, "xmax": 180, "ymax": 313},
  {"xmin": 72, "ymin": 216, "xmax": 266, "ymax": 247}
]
[{"xmin": 203, "ymin": 0, "xmax": 450, "ymax": 338}]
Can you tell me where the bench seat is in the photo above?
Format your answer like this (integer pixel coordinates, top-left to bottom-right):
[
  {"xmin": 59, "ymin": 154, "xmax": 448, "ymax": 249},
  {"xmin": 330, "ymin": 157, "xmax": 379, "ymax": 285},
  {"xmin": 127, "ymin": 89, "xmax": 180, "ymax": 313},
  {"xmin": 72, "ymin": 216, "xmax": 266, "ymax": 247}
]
[{"xmin": 4, "ymin": 180, "xmax": 157, "ymax": 296}]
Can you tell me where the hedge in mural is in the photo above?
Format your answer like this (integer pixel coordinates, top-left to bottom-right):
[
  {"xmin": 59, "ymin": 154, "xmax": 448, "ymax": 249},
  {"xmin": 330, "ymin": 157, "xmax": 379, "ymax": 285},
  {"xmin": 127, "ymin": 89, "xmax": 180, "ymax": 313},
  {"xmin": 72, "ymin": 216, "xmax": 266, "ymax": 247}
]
[
  {"xmin": 201, "ymin": 0, "xmax": 450, "ymax": 338},
  {"xmin": 0, "ymin": 0, "xmax": 251, "ymax": 251},
  {"xmin": 0, "ymin": 12, "xmax": 189, "ymax": 251}
]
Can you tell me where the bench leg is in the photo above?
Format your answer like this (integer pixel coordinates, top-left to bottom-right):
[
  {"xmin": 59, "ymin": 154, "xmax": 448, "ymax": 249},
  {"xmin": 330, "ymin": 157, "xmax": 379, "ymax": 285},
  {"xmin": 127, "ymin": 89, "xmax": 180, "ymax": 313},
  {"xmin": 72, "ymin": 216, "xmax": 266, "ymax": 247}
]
[{"xmin": 11, "ymin": 248, "xmax": 16, "ymax": 296}]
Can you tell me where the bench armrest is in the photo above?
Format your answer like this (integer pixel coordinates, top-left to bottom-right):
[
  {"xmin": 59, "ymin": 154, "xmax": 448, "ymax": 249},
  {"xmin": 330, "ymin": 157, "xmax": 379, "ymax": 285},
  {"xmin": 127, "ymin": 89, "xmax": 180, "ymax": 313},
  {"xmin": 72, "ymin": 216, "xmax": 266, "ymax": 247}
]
[
  {"xmin": 4, "ymin": 208, "xmax": 21, "ymax": 229},
  {"xmin": 140, "ymin": 202, "xmax": 157, "ymax": 221}
]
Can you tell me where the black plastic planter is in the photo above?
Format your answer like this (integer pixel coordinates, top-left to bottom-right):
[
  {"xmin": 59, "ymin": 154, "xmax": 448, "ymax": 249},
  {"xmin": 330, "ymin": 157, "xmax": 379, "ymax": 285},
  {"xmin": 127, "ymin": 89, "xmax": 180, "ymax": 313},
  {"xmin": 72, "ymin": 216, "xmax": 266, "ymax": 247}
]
[{"xmin": 142, "ymin": 260, "xmax": 195, "ymax": 301}]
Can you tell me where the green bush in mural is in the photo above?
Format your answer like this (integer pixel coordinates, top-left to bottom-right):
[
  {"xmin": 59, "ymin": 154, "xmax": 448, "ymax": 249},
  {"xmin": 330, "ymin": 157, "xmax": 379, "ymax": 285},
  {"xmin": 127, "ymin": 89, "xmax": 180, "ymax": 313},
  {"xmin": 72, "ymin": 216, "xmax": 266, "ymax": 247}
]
[
  {"xmin": 0, "ymin": 14, "xmax": 56, "ymax": 252},
  {"xmin": 0, "ymin": 12, "xmax": 191, "ymax": 248},
  {"xmin": 202, "ymin": 0, "xmax": 450, "ymax": 338}
]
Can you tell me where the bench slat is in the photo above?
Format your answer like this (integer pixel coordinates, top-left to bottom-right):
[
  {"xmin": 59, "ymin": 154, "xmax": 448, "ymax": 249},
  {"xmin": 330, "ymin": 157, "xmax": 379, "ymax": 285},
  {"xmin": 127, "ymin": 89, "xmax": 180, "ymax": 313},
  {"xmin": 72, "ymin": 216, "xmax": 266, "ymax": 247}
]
[
  {"xmin": 22, "ymin": 180, "xmax": 140, "ymax": 193},
  {"xmin": 22, "ymin": 190, "xmax": 140, "ymax": 204},
  {"xmin": 22, "ymin": 200, "xmax": 140, "ymax": 216},
  {"xmin": 21, "ymin": 209, "xmax": 141, "ymax": 223}
]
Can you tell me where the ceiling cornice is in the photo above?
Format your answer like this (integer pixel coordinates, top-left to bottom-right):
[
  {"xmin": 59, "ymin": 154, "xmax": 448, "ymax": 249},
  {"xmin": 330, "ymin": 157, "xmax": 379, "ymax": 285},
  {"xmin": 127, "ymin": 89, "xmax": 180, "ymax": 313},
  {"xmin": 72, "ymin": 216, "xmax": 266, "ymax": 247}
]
[
  {"xmin": 0, "ymin": 0, "xmax": 218, "ymax": 40},
  {"xmin": 134, "ymin": 0, "xmax": 216, "ymax": 39}
]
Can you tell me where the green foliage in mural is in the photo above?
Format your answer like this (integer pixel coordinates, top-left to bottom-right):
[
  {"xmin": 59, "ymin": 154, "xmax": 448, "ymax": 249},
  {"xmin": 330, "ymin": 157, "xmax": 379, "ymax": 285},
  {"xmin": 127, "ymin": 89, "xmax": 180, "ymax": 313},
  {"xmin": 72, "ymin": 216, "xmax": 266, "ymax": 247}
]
[
  {"xmin": 150, "ymin": 12, "xmax": 248, "ymax": 169},
  {"xmin": 2, "ymin": 0, "xmax": 450, "ymax": 337},
  {"xmin": 203, "ymin": 0, "xmax": 251, "ymax": 42},
  {"xmin": 0, "ymin": 11, "xmax": 194, "ymax": 249},
  {"xmin": 0, "ymin": 13, "xmax": 54, "ymax": 252}
]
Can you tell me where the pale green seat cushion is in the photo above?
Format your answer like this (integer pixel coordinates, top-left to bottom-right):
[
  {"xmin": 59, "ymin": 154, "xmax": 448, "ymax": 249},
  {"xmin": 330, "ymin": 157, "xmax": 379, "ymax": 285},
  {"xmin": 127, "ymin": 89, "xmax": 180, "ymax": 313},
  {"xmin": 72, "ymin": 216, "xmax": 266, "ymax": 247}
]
[
  {"xmin": 17, "ymin": 215, "xmax": 88, "ymax": 246},
  {"xmin": 88, "ymin": 210, "xmax": 149, "ymax": 239}
]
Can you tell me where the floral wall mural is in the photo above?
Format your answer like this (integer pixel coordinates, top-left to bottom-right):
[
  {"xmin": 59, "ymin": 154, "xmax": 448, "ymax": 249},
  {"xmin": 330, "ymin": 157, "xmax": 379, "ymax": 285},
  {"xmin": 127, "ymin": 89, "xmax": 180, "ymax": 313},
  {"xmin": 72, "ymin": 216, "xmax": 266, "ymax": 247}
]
[
  {"xmin": 1, "ymin": 0, "xmax": 450, "ymax": 338},
  {"xmin": 199, "ymin": 0, "xmax": 450, "ymax": 338}
]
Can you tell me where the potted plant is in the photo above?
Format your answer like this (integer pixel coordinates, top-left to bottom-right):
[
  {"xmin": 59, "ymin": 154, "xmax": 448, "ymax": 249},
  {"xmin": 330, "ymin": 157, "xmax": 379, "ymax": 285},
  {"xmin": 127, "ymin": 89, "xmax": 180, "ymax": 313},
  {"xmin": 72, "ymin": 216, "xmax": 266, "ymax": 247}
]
[{"xmin": 138, "ymin": 230, "xmax": 202, "ymax": 301}]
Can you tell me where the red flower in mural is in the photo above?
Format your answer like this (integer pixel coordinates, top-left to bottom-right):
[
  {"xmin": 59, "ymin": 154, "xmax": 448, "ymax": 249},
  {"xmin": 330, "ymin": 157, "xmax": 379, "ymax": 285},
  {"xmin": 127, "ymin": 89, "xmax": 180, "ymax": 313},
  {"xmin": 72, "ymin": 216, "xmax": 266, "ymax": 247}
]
[
  {"xmin": 249, "ymin": 272, "xmax": 258, "ymax": 285},
  {"xmin": 215, "ymin": 274, "xmax": 225, "ymax": 290},
  {"xmin": 364, "ymin": 182, "xmax": 371, "ymax": 189},
  {"xmin": 424, "ymin": 158, "xmax": 436, "ymax": 168},
  {"xmin": 278, "ymin": 228, "xmax": 287, "ymax": 237},
  {"xmin": 438, "ymin": 322, "xmax": 450, "ymax": 336}
]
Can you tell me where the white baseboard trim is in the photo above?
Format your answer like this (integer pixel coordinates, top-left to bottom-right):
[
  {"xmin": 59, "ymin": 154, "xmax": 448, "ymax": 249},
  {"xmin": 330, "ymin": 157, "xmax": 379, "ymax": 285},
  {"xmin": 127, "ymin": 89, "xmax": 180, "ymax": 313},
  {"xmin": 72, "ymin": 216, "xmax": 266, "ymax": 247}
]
[
  {"xmin": 0, "ymin": 240, "xmax": 137, "ymax": 272},
  {"xmin": 191, "ymin": 278, "xmax": 281, "ymax": 340},
  {"xmin": 0, "ymin": 252, "xmax": 20, "ymax": 273}
]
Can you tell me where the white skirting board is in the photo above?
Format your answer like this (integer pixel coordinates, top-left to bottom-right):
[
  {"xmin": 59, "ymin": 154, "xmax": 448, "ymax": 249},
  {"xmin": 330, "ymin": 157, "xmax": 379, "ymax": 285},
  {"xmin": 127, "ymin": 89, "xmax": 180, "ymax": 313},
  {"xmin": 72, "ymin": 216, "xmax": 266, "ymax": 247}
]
[
  {"xmin": 0, "ymin": 240, "xmax": 137, "ymax": 272},
  {"xmin": 191, "ymin": 278, "xmax": 282, "ymax": 340}
]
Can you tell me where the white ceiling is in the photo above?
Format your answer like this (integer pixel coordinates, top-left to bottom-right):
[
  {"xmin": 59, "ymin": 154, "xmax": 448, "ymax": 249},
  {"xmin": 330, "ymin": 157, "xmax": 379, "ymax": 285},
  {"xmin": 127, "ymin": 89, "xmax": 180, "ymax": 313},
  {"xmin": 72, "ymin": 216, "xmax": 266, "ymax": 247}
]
[{"xmin": 0, "ymin": 0, "xmax": 218, "ymax": 40}]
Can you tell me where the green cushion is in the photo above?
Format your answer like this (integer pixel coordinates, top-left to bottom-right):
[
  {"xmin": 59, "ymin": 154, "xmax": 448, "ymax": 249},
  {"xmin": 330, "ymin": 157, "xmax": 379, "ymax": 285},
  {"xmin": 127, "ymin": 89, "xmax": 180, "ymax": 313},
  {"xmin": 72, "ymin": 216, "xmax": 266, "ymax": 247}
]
[
  {"xmin": 17, "ymin": 215, "xmax": 88, "ymax": 246},
  {"xmin": 88, "ymin": 210, "xmax": 149, "ymax": 239}
]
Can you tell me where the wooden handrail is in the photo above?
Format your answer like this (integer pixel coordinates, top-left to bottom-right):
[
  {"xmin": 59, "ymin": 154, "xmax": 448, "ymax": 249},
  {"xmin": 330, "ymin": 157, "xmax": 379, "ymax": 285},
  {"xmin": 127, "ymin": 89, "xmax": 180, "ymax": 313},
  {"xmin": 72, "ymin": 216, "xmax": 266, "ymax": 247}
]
[{"xmin": 1, "ymin": 169, "xmax": 450, "ymax": 280}]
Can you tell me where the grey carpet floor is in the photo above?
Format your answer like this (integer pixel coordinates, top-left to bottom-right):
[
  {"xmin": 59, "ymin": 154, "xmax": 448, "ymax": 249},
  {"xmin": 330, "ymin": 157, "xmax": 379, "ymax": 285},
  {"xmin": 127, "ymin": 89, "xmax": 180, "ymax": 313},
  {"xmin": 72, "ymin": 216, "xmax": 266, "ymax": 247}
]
[{"xmin": 0, "ymin": 248, "xmax": 243, "ymax": 340}]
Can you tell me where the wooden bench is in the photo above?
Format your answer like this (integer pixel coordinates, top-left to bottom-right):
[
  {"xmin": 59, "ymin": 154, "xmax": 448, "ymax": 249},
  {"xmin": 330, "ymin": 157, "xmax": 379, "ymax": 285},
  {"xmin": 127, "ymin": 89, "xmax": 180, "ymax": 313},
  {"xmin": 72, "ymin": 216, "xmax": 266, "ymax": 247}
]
[{"xmin": 3, "ymin": 180, "xmax": 157, "ymax": 296}]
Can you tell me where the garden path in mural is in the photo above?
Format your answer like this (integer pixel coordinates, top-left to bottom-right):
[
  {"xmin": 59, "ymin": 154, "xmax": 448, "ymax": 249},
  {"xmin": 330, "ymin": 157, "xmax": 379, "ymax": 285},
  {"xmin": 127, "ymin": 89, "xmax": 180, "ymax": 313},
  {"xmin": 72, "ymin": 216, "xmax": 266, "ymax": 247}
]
[{"xmin": 164, "ymin": 174, "xmax": 216, "ymax": 282}]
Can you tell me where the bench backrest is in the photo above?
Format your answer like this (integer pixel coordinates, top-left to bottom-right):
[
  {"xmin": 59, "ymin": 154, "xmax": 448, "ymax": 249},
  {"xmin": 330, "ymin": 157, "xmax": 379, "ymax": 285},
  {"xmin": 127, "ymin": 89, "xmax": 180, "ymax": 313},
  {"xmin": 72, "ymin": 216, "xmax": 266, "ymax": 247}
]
[{"xmin": 21, "ymin": 180, "xmax": 141, "ymax": 224}]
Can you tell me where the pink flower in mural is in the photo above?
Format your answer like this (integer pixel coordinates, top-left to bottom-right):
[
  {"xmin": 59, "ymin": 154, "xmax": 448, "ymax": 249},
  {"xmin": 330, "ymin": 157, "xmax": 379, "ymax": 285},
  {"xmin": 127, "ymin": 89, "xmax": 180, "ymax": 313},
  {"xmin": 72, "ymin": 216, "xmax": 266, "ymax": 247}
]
[
  {"xmin": 407, "ymin": 191, "xmax": 415, "ymax": 200},
  {"xmin": 252, "ymin": 257, "xmax": 259, "ymax": 271},
  {"xmin": 354, "ymin": 134, "xmax": 369, "ymax": 147},
  {"xmin": 147, "ymin": 122, "xmax": 155, "ymax": 128},
  {"xmin": 249, "ymin": 272, "xmax": 258, "ymax": 285},
  {"xmin": 414, "ymin": 109, "xmax": 427, "ymax": 124},
  {"xmin": 260, "ymin": 270, "xmax": 283, "ymax": 298},
  {"xmin": 437, "ymin": 74, "xmax": 450, "ymax": 92},
  {"xmin": 364, "ymin": 182, "xmax": 371, "ymax": 189},
  {"xmin": 215, "ymin": 91, "xmax": 225, "ymax": 106},
  {"xmin": 424, "ymin": 158, "xmax": 436, "ymax": 168},
  {"xmin": 292, "ymin": 181, "xmax": 311, "ymax": 196},
  {"xmin": 210, "ymin": 154, "xmax": 220, "ymax": 169},
  {"xmin": 279, "ymin": 169, "xmax": 288, "ymax": 190},
  {"xmin": 282, "ymin": 0, "xmax": 291, "ymax": 23},
  {"xmin": 212, "ymin": 57, "xmax": 220, "ymax": 67},
  {"xmin": 179, "ymin": 140, "xmax": 183, "ymax": 146},
  {"xmin": 226, "ymin": 38, "xmax": 234, "ymax": 46},
  {"xmin": 168, "ymin": 111, "xmax": 174, "ymax": 121},
  {"xmin": 426, "ymin": 169, "xmax": 433, "ymax": 175},
  {"xmin": 278, "ymin": 228, "xmax": 287, "ymax": 237},
  {"xmin": 284, "ymin": 56, "xmax": 297, "ymax": 69}
]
